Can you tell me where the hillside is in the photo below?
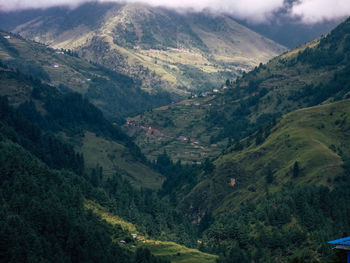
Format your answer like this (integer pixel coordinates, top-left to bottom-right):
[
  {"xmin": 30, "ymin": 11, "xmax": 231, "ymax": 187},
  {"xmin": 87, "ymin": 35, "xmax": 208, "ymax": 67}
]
[
  {"xmin": 85, "ymin": 200, "xmax": 217, "ymax": 263},
  {"xmin": 124, "ymin": 17, "xmax": 350, "ymax": 163},
  {"xmin": 0, "ymin": 96, "xmax": 205, "ymax": 263},
  {"xmin": 0, "ymin": 63, "xmax": 164, "ymax": 189},
  {"xmin": 183, "ymin": 99, "xmax": 350, "ymax": 215},
  {"xmin": 179, "ymin": 100, "xmax": 350, "ymax": 262},
  {"xmin": 0, "ymin": 138, "xmax": 145, "ymax": 263},
  {"xmin": 0, "ymin": 30, "xmax": 171, "ymax": 120},
  {"xmin": 0, "ymin": 2, "xmax": 286, "ymax": 97}
]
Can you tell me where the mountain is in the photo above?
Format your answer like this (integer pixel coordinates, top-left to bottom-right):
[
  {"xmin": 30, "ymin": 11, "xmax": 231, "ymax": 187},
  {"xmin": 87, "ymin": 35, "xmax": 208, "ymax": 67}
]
[
  {"xmin": 241, "ymin": 18, "xmax": 340, "ymax": 49},
  {"xmin": 145, "ymin": 17, "xmax": 350, "ymax": 262},
  {"xmin": 0, "ymin": 2, "xmax": 286, "ymax": 97},
  {"xmin": 183, "ymin": 99, "xmax": 350, "ymax": 262},
  {"xmin": 0, "ymin": 30, "xmax": 171, "ymax": 121},
  {"xmin": 0, "ymin": 62, "xmax": 164, "ymax": 189},
  {"xmin": 124, "ymin": 17, "xmax": 350, "ymax": 163},
  {"xmin": 0, "ymin": 136, "xmax": 143, "ymax": 263},
  {"xmin": 0, "ymin": 94, "xmax": 206, "ymax": 263},
  {"xmin": 182, "ymin": 99, "xmax": 350, "ymax": 216}
]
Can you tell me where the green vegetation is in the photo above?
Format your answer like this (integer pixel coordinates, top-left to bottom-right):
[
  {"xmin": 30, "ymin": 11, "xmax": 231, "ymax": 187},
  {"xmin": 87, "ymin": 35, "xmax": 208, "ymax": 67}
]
[
  {"xmin": 86, "ymin": 200, "xmax": 217, "ymax": 263},
  {"xmin": 152, "ymin": 100, "xmax": 350, "ymax": 262},
  {"xmin": 126, "ymin": 17, "xmax": 350, "ymax": 164},
  {"xmin": 0, "ymin": 63, "xmax": 164, "ymax": 188},
  {"xmin": 184, "ymin": 99, "xmax": 350, "ymax": 216},
  {"xmin": 0, "ymin": 139, "xmax": 134, "ymax": 263},
  {"xmin": 0, "ymin": 99, "xmax": 170, "ymax": 262},
  {"xmin": 1, "ymin": 8, "xmax": 350, "ymax": 263},
  {"xmin": 208, "ymin": 176, "xmax": 350, "ymax": 263},
  {"xmin": 146, "ymin": 241, "xmax": 217, "ymax": 263},
  {"xmin": 0, "ymin": 81, "xmax": 200, "ymax": 262}
]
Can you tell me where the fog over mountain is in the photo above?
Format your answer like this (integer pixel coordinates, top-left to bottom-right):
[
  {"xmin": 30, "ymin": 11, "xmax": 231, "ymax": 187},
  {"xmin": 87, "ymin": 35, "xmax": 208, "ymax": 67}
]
[{"xmin": 1, "ymin": 0, "xmax": 349, "ymax": 23}]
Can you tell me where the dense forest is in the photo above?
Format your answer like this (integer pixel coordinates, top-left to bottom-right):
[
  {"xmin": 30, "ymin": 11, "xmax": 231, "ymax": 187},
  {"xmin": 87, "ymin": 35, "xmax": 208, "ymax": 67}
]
[
  {"xmin": 204, "ymin": 174, "xmax": 350, "ymax": 262},
  {"xmin": 0, "ymin": 125, "xmax": 171, "ymax": 263},
  {"xmin": 0, "ymin": 72, "xmax": 196, "ymax": 261}
]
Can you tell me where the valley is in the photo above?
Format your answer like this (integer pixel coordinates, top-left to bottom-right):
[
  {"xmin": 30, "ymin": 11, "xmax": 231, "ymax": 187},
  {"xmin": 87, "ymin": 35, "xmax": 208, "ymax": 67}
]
[
  {"xmin": 125, "ymin": 20, "xmax": 350, "ymax": 163},
  {"xmin": 0, "ymin": 3, "xmax": 349, "ymax": 263}
]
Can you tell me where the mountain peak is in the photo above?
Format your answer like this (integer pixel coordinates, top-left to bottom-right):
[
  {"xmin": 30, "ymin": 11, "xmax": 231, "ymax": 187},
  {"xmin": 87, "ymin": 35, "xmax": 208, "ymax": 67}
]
[{"xmin": 2, "ymin": 2, "xmax": 286, "ymax": 96}]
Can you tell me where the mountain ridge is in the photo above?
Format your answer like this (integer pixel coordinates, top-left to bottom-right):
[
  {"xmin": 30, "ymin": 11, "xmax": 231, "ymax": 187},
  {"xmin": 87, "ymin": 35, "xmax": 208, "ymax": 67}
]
[
  {"xmin": 0, "ymin": 30, "xmax": 171, "ymax": 120},
  {"xmin": 1, "ymin": 2, "xmax": 286, "ymax": 97}
]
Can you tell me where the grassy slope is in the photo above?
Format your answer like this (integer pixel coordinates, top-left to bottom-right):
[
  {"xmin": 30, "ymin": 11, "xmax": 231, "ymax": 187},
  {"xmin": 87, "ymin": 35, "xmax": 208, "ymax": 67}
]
[
  {"xmin": 125, "ymin": 18, "xmax": 350, "ymax": 163},
  {"xmin": 85, "ymin": 200, "xmax": 217, "ymax": 263},
  {"xmin": 125, "ymin": 96, "xmax": 224, "ymax": 163},
  {"xmin": 78, "ymin": 131, "xmax": 163, "ymax": 189},
  {"xmin": 181, "ymin": 99, "xmax": 350, "ymax": 216},
  {"xmin": 0, "ymin": 31, "xmax": 104, "ymax": 93},
  {"xmin": 0, "ymin": 31, "xmax": 170, "ymax": 119},
  {"xmin": 4, "ymin": 2, "xmax": 285, "ymax": 96},
  {"xmin": 0, "ymin": 66, "xmax": 164, "ymax": 189},
  {"xmin": 124, "ymin": 40, "xmax": 330, "ymax": 162}
]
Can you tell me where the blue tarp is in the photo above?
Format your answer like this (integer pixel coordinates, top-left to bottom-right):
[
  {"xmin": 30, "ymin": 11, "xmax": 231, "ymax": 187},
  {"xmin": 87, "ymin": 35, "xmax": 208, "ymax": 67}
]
[{"xmin": 328, "ymin": 236, "xmax": 350, "ymax": 246}]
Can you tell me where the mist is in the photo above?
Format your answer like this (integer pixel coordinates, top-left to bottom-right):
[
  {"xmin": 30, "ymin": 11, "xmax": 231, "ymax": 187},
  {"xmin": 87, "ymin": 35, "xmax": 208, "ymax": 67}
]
[{"xmin": 0, "ymin": 0, "xmax": 349, "ymax": 23}]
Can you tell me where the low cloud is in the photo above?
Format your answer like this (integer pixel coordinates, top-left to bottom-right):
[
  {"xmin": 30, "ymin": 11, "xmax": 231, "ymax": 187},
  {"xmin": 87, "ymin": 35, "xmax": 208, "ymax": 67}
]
[
  {"xmin": 0, "ymin": 0, "xmax": 349, "ymax": 24},
  {"xmin": 290, "ymin": 0, "xmax": 350, "ymax": 23}
]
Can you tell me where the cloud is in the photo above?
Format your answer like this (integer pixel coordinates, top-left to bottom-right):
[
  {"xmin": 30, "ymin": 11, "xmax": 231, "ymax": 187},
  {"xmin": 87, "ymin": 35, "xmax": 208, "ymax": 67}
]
[
  {"xmin": 116, "ymin": 0, "xmax": 285, "ymax": 22},
  {"xmin": 290, "ymin": 0, "xmax": 350, "ymax": 23},
  {"xmin": 0, "ymin": 0, "xmax": 349, "ymax": 23},
  {"xmin": 0, "ymin": 0, "xmax": 90, "ymax": 11}
]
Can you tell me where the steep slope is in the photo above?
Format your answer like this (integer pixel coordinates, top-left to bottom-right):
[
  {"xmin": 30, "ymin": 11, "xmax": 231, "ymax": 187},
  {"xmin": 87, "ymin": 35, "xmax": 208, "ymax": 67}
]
[
  {"xmin": 182, "ymin": 100, "xmax": 350, "ymax": 262},
  {"xmin": 0, "ymin": 30, "xmax": 171, "ymax": 120},
  {"xmin": 0, "ymin": 2, "xmax": 286, "ymax": 97},
  {"xmin": 0, "ymin": 97, "xmax": 202, "ymax": 263},
  {"xmin": 0, "ymin": 63, "xmax": 163, "ymax": 189},
  {"xmin": 0, "ymin": 138, "xmax": 139, "ymax": 263},
  {"xmin": 125, "ymin": 17, "xmax": 350, "ymax": 163},
  {"xmin": 183, "ymin": 99, "xmax": 350, "ymax": 216}
]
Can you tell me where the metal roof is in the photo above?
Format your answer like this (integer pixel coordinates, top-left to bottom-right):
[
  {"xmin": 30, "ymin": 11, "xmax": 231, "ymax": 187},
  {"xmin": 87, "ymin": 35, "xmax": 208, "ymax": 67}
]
[{"xmin": 328, "ymin": 237, "xmax": 350, "ymax": 246}]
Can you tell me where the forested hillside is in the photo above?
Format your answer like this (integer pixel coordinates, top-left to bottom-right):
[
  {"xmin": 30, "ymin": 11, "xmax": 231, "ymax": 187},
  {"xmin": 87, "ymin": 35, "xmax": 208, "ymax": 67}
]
[
  {"xmin": 156, "ymin": 100, "xmax": 350, "ymax": 262},
  {"xmin": 0, "ymin": 76, "xmax": 213, "ymax": 262},
  {"xmin": 0, "ymin": 99, "xmax": 174, "ymax": 262},
  {"xmin": 0, "ymin": 62, "xmax": 165, "ymax": 188},
  {"xmin": 123, "ymin": 17, "xmax": 350, "ymax": 263}
]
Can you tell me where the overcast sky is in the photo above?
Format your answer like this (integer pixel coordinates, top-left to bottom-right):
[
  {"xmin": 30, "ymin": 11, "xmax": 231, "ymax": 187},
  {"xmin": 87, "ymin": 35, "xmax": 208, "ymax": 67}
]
[{"xmin": 0, "ymin": 0, "xmax": 349, "ymax": 23}]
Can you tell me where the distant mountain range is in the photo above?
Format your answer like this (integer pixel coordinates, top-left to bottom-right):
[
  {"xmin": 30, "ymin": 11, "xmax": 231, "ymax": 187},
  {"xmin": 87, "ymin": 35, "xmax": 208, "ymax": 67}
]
[
  {"xmin": 240, "ymin": 18, "xmax": 340, "ymax": 49},
  {"xmin": 0, "ymin": 2, "xmax": 286, "ymax": 97}
]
